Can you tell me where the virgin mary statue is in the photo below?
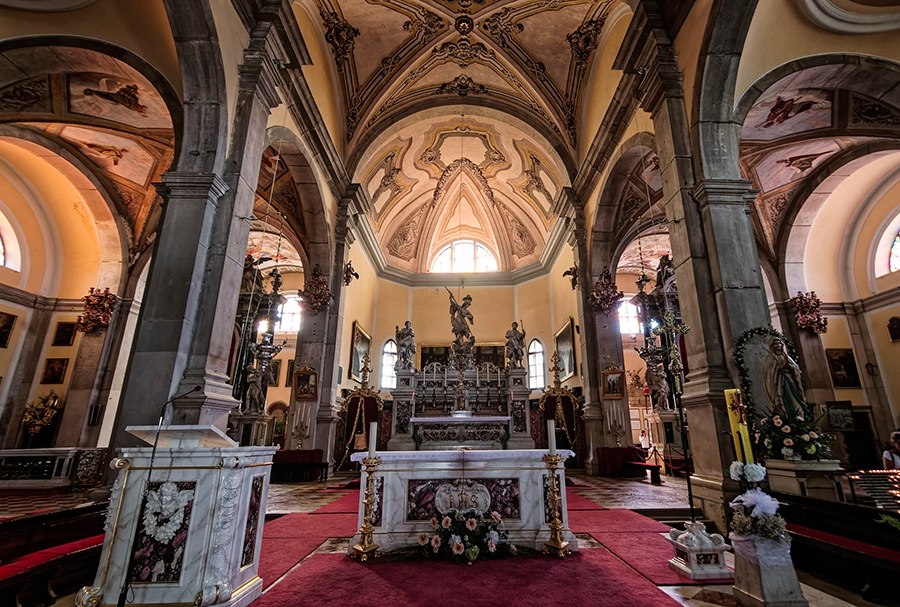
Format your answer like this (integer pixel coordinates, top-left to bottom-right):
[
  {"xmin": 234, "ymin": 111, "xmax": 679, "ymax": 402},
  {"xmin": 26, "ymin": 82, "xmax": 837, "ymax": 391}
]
[{"xmin": 763, "ymin": 337, "xmax": 810, "ymax": 419}]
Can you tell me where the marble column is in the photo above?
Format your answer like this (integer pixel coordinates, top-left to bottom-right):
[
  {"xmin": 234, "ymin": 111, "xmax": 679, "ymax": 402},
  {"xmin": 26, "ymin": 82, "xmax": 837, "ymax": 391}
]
[{"xmin": 110, "ymin": 41, "xmax": 281, "ymax": 448}]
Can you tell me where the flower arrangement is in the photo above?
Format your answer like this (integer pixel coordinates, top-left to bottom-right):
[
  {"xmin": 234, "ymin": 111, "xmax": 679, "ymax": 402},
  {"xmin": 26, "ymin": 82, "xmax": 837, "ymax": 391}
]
[
  {"xmin": 297, "ymin": 264, "xmax": 333, "ymax": 315},
  {"xmin": 754, "ymin": 412, "xmax": 833, "ymax": 461},
  {"xmin": 790, "ymin": 291, "xmax": 827, "ymax": 333},
  {"xmin": 419, "ymin": 511, "xmax": 516, "ymax": 564},
  {"xmin": 728, "ymin": 461, "xmax": 789, "ymax": 543},
  {"xmin": 588, "ymin": 266, "xmax": 624, "ymax": 315},
  {"xmin": 77, "ymin": 287, "xmax": 117, "ymax": 332}
]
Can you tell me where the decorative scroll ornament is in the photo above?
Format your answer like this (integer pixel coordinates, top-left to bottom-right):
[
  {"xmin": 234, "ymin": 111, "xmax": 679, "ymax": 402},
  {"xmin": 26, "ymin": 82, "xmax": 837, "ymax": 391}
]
[
  {"xmin": 76, "ymin": 287, "xmax": 117, "ymax": 332},
  {"xmin": 142, "ymin": 482, "xmax": 194, "ymax": 543},
  {"xmin": 790, "ymin": 291, "xmax": 827, "ymax": 333},
  {"xmin": 297, "ymin": 264, "xmax": 333, "ymax": 315},
  {"xmin": 567, "ymin": 17, "xmax": 606, "ymax": 65},
  {"xmin": 320, "ymin": 9, "xmax": 359, "ymax": 66},
  {"xmin": 435, "ymin": 75, "xmax": 488, "ymax": 97},
  {"xmin": 589, "ymin": 266, "xmax": 624, "ymax": 315}
]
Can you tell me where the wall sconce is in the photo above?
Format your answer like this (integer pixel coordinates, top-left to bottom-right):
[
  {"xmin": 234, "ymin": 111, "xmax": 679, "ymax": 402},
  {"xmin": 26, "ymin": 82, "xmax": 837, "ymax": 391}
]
[{"xmin": 343, "ymin": 261, "xmax": 359, "ymax": 286}]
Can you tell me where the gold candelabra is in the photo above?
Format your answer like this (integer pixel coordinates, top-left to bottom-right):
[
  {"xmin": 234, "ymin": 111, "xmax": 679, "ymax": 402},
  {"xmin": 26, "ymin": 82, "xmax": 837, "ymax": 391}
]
[
  {"xmin": 610, "ymin": 420, "xmax": 624, "ymax": 447},
  {"xmin": 350, "ymin": 456, "xmax": 381, "ymax": 561},
  {"xmin": 542, "ymin": 454, "xmax": 571, "ymax": 558}
]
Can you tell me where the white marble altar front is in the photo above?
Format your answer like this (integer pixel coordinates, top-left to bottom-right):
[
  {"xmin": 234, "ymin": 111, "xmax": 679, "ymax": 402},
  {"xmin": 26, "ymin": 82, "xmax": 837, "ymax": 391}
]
[
  {"xmin": 347, "ymin": 449, "xmax": 578, "ymax": 553},
  {"xmin": 77, "ymin": 426, "xmax": 276, "ymax": 607},
  {"xmin": 409, "ymin": 416, "xmax": 511, "ymax": 450}
]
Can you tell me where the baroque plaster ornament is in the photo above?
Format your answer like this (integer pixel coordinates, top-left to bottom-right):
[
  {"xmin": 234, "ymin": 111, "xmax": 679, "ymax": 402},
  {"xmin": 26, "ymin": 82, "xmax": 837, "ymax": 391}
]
[
  {"xmin": 297, "ymin": 264, "xmax": 333, "ymax": 315},
  {"xmin": 435, "ymin": 75, "xmax": 488, "ymax": 97},
  {"xmin": 790, "ymin": 291, "xmax": 827, "ymax": 333},
  {"xmin": 319, "ymin": 9, "xmax": 359, "ymax": 65},
  {"xmin": 589, "ymin": 266, "xmax": 624, "ymax": 315},
  {"xmin": 566, "ymin": 17, "xmax": 606, "ymax": 65},
  {"xmin": 432, "ymin": 158, "xmax": 494, "ymax": 207},
  {"xmin": 0, "ymin": 78, "xmax": 47, "ymax": 112},
  {"xmin": 142, "ymin": 482, "xmax": 194, "ymax": 544},
  {"xmin": 76, "ymin": 287, "xmax": 117, "ymax": 332}
]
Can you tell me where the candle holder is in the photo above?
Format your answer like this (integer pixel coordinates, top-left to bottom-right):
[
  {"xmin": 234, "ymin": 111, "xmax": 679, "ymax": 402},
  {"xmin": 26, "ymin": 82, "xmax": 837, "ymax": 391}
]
[
  {"xmin": 542, "ymin": 453, "xmax": 570, "ymax": 558},
  {"xmin": 610, "ymin": 420, "xmax": 624, "ymax": 447},
  {"xmin": 350, "ymin": 456, "xmax": 381, "ymax": 562}
]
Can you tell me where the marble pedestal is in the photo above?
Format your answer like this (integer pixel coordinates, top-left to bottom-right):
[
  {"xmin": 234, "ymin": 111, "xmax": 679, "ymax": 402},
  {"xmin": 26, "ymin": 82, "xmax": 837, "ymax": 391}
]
[
  {"xmin": 731, "ymin": 535, "xmax": 808, "ymax": 607},
  {"xmin": 347, "ymin": 449, "xmax": 578, "ymax": 553},
  {"xmin": 76, "ymin": 425, "xmax": 276, "ymax": 607},
  {"xmin": 766, "ymin": 459, "xmax": 844, "ymax": 502}
]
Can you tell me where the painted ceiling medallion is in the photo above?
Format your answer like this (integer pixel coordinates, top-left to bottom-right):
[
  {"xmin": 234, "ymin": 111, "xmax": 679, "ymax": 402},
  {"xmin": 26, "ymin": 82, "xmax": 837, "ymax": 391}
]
[{"xmin": 455, "ymin": 15, "xmax": 474, "ymax": 35}]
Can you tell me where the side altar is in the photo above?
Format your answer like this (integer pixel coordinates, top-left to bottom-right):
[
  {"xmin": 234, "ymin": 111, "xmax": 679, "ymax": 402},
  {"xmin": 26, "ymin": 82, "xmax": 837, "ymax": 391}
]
[{"xmin": 347, "ymin": 449, "xmax": 578, "ymax": 553}]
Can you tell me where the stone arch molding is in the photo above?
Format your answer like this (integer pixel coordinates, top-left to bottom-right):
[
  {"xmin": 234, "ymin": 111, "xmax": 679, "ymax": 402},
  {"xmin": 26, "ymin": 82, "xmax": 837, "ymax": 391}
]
[{"xmin": 796, "ymin": 0, "xmax": 900, "ymax": 33}]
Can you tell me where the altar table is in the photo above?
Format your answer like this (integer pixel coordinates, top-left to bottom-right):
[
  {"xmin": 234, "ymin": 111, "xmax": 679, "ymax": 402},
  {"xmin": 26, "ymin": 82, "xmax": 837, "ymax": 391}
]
[{"xmin": 348, "ymin": 449, "xmax": 579, "ymax": 553}]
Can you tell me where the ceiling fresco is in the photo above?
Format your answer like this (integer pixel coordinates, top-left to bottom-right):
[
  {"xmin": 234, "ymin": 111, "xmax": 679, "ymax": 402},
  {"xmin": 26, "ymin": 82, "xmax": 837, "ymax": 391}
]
[
  {"xmin": 739, "ymin": 81, "xmax": 900, "ymax": 257},
  {"xmin": 616, "ymin": 231, "xmax": 671, "ymax": 278},
  {"xmin": 357, "ymin": 111, "xmax": 564, "ymax": 273},
  {"xmin": 301, "ymin": 0, "xmax": 627, "ymax": 150},
  {"xmin": 0, "ymin": 47, "xmax": 175, "ymax": 254}
]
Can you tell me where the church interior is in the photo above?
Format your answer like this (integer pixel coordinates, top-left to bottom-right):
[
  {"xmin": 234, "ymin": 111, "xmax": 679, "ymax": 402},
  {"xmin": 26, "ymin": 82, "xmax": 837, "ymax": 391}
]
[{"xmin": 0, "ymin": 0, "xmax": 899, "ymax": 606}]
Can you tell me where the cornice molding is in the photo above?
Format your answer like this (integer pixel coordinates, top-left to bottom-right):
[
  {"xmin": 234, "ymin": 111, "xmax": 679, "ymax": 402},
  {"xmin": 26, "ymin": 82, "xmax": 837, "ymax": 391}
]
[
  {"xmin": 797, "ymin": 0, "xmax": 900, "ymax": 33},
  {"xmin": 0, "ymin": 282, "xmax": 83, "ymax": 312}
]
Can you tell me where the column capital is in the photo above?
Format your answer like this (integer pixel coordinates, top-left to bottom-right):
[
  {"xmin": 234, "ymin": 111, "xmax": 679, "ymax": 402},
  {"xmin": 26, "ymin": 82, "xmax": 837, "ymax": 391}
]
[
  {"xmin": 691, "ymin": 178, "xmax": 757, "ymax": 210},
  {"xmin": 155, "ymin": 172, "xmax": 230, "ymax": 202}
]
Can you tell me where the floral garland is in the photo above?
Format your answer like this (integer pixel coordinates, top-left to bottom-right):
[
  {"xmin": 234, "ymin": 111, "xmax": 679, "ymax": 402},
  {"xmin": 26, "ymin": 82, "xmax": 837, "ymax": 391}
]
[
  {"xmin": 76, "ymin": 287, "xmax": 117, "ymax": 332},
  {"xmin": 733, "ymin": 326, "xmax": 799, "ymax": 418},
  {"xmin": 297, "ymin": 264, "xmax": 333, "ymax": 315},
  {"xmin": 588, "ymin": 266, "xmax": 624, "ymax": 316},
  {"xmin": 790, "ymin": 291, "xmax": 827, "ymax": 333},
  {"xmin": 418, "ymin": 511, "xmax": 516, "ymax": 564}
]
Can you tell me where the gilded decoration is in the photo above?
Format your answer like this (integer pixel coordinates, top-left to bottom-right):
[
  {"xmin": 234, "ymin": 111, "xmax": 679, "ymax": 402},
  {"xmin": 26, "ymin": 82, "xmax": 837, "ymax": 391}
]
[
  {"xmin": 21, "ymin": 390, "xmax": 62, "ymax": 438},
  {"xmin": 297, "ymin": 265, "xmax": 333, "ymax": 315},
  {"xmin": 76, "ymin": 287, "xmax": 117, "ymax": 332}
]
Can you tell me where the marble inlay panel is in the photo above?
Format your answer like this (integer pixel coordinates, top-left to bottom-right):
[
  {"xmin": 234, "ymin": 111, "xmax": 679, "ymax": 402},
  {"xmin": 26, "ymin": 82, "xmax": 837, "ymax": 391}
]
[
  {"xmin": 406, "ymin": 478, "xmax": 520, "ymax": 521},
  {"xmin": 241, "ymin": 475, "xmax": 264, "ymax": 567},
  {"xmin": 371, "ymin": 476, "xmax": 384, "ymax": 527},
  {"xmin": 129, "ymin": 481, "xmax": 196, "ymax": 583}
]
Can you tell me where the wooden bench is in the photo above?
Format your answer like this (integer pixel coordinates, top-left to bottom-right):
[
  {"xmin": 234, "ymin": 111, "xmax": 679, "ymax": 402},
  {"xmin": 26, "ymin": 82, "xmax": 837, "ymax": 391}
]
[
  {"xmin": 272, "ymin": 449, "xmax": 328, "ymax": 482},
  {"xmin": 623, "ymin": 460, "xmax": 662, "ymax": 485},
  {"xmin": 787, "ymin": 523, "xmax": 900, "ymax": 602}
]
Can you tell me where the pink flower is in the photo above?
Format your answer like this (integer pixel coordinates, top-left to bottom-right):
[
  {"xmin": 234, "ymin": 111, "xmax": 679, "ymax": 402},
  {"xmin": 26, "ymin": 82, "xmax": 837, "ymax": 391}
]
[
  {"xmin": 417, "ymin": 534, "xmax": 429, "ymax": 546},
  {"xmin": 441, "ymin": 516, "xmax": 452, "ymax": 529},
  {"xmin": 488, "ymin": 541, "xmax": 496, "ymax": 553},
  {"xmin": 809, "ymin": 431, "xmax": 818, "ymax": 439},
  {"xmin": 452, "ymin": 542, "xmax": 465, "ymax": 555},
  {"xmin": 783, "ymin": 438, "xmax": 794, "ymax": 446},
  {"xmin": 781, "ymin": 426, "xmax": 791, "ymax": 433},
  {"xmin": 491, "ymin": 511, "xmax": 502, "ymax": 521},
  {"xmin": 429, "ymin": 517, "xmax": 439, "ymax": 529},
  {"xmin": 466, "ymin": 518, "xmax": 477, "ymax": 531},
  {"xmin": 430, "ymin": 535, "xmax": 441, "ymax": 548},
  {"xmin": 773, "ymin": 416, "xmax": 783, "ymax": 427}
]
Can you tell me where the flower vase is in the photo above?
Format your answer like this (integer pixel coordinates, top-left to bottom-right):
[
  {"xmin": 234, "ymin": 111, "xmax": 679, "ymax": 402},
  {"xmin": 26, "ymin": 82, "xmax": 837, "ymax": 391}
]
[
  {"xmin": 765, "ymin": 459, "xmax": 843, "ymax": 501},
  {"xmin": 731, "ymin": 534, "xmax": 808, "ymax": 607}
]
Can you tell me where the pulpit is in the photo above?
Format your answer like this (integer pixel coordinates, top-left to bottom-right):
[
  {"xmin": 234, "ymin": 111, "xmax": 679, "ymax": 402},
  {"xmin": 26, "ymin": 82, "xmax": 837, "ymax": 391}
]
[{"xmin": 76, "ymin": 425, "xmax": 276, "ymax": 607}]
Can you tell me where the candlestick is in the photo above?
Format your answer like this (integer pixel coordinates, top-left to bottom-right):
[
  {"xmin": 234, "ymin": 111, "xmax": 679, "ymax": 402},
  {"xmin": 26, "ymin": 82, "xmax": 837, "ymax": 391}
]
[
  {"xmin": 368, "ymin": 421, "xmax": 377, "ymax": 458},
  {"xmin": 547, "ymin": 419, "xmax": 557, "ymax": 455}
]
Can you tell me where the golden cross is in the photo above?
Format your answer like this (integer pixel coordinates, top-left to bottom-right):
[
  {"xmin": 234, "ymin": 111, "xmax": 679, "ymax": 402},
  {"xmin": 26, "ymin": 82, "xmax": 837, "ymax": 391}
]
[{"xmin": 652, "ymin": 312, "xmax": 690, "ymax": 396}]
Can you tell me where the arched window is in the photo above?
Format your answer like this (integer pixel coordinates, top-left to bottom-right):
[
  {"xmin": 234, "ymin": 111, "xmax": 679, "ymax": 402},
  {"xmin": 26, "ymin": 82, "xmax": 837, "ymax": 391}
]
[
  {"xmin": 527, "ymin": 339, "xmax": 545, "ymax": 390},
  {"xmin": 381, "ymin": 340, "xmax": 398, "ymax": 389},
  {"xmin": 891, "ymin": 233, "xmax": 900, "ymax": 273},
  {"xmin": 257, "ymin": 296, "xmax": 303, "ymax": 335},
  {"xmin": 618, "ymin": 300, "xmax": 642, "ymax": 335},
  {"xmin": 431, "ymin": 240, "xmax": 498, "ymax": 273}
]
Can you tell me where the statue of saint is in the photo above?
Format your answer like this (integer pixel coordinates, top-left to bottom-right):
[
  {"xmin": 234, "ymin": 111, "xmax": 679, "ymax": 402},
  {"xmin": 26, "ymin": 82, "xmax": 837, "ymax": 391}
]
[
  {"xmin": 241, "ymin": 254, "xmax": 266, "ymax": 295},
  {"xmin": 763, "ymin": 337, "xmax": 809, "ymax": 419},
  {"xmin": 395, "ymin": 320, "xmax": 417, "ymax": 371},
  {"xmin": 654, "ymin": 254, "xmax": 676, "ymax": 293},
  {"xmin": 644, "ymin": 364, "xmax": 669, "ymax": 410},
  {"xmin": 505, "ymin": 322, "xmax": 525, "ymax": 369},
  {"xmin": 448, "ymin": 291, "xmax": 474, "ymax": 340},
  {"xmin": 242, "ymin": 364, "xmax": 264, "ymax": 414}
]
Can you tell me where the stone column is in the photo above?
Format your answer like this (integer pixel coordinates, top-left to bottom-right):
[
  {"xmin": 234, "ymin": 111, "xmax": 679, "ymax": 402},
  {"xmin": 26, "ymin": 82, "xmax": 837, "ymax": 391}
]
[
  {"xmin": 507, "ymin": 368, "xmax": 534, "ymax": 449},
  {"xmin": 388, "ymin": 369, "xmax": 416, "ymax": 450},
  {"xmin": 54, "ymin": 322, "xmax": 113, "ymax": 447},
  {"xmin": 110, "ymin": 35, "xmax": 281, "ymax": 448}
]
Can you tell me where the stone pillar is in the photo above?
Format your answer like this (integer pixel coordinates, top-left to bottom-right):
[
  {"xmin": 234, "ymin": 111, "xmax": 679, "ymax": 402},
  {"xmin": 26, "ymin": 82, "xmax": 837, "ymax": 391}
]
[
  {"xmin": 54, "ymin": 325, "xmax": 112, "ymax": 447},
  {"xmin": 507, "ymin": 368, "xmax": 535, "ymax": 449},
  {"xmin": 110, "ymin": 32, "xmax": 281, "ymax": 448},
  {"xmin": 388, "ymin": 369, "xmax": 416, "ymax": 450}
]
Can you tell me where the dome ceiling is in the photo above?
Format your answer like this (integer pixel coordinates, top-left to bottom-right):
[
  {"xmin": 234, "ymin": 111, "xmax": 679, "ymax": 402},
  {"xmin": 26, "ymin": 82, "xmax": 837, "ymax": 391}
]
[
  {"xmin": 301, "ymin": 0, "xmax": 628, "ymax": 151},
  {"xmin": 356, "ymin": 109, "xmax": 566, "ymax": 273}
]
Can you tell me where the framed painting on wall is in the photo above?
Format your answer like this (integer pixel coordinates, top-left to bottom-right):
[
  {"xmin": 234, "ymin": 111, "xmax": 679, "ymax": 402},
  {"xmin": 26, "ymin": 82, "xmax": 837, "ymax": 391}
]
[
  {"xmin": 601, "ymin": 369, "xmax": 626, "ymax": 399},
  {"xmin": 349, "ymin": 321, "xmax": 372, "ymax": 383},
  {"xmin": 293, "ymin": 367, "xmax": 318, "ymax": 401},
  {"xmin": 40, "ymin": 358, "xmax": 69, "ymax": 384},
  {"xmin": 52, "ymin": 322, "xmax": 77, "ymax": 347},
  {"xmin": 554, "ymin": 317, "xmax": 576, "ymax": 381},
  {"xmin": 824, "ymin": 349, "xmax": 861, "ymax": 388},
  {"xmin": 0, "ymin": 311, "xmax": 17, "ymax": 348}
]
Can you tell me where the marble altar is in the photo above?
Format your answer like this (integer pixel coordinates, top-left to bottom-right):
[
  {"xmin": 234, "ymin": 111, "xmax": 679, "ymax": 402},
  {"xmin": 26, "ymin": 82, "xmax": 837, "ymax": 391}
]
[
  {"xmin": 77, "ymin": 426, "xmax": 276, "ymax": 607},
  {"xmin": 410, "ymin": 416, "xmax": 511, "ymax": 450},
  {"xmin": 347, "ymin": 449, "xmax": 578, "ymax": 553}
]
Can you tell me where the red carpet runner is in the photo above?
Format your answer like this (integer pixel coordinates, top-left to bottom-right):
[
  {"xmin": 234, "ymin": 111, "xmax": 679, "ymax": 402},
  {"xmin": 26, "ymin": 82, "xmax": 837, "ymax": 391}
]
[{"xmin": 255, "ymin": 489, "xmax": 718, "ymax": 605}]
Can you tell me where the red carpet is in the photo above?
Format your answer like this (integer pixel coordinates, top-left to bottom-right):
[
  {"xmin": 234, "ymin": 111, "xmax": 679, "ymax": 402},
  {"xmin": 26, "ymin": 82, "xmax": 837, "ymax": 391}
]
[
  {"xmin": 568, "ymin": 508, "xmax": 671, "ymax": 533},
  {"xmin": 312, "ymin": 490, "xmax": 361, "ymax": 514},
  {"xmin": 255, "ymin": 549, "xmax": 683, "ymax": 607},
  {"xmin": 593, "ymin": 531, "xmax": 732, "ymax": 586},
  {"xmin": 259, "ymin": 513, "xmax": 357, "ymax": 589},
  {"xmin": 565, "ymin": 489, "xmax": 607, "ymax": 510}
]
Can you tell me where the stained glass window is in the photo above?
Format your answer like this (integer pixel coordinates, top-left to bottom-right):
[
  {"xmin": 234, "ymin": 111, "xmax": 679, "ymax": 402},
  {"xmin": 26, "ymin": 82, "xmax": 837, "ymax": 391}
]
[
  {"xmin": 431, "ymin": 240, "xmax": 498, "ymax": 273},
  {"xmin": 890, "ymin": 233, "xmax": 900, "ymax": 273}
]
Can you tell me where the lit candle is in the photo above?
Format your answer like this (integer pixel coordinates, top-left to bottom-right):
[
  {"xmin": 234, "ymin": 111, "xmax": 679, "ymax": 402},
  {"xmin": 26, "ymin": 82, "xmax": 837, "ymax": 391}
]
[
  {"xmin": 369, "ymin": 421, "xmax": 378, "ymax": 458},
  {"xmin": 547, "ymin": 419, "xmax": 557, "ymax": 456}
]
